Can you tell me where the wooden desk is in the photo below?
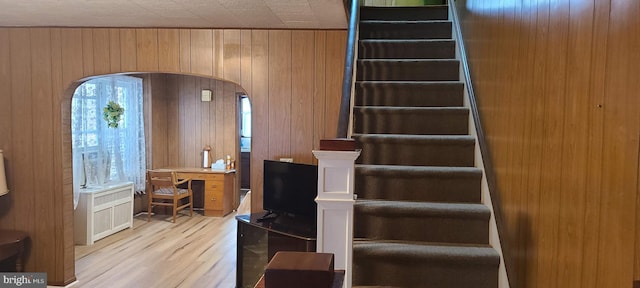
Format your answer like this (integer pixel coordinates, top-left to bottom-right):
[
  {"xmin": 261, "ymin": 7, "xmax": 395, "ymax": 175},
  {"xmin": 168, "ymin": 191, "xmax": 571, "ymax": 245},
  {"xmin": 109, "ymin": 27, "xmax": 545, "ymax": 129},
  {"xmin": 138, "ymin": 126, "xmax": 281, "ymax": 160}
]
[
  {"xmin": 157, "ymin": 168, "xmax": 236, "ymax": 217},
  {"xmin": 0, "ymin": 230, "xmax": 29, "ymax": 272}
]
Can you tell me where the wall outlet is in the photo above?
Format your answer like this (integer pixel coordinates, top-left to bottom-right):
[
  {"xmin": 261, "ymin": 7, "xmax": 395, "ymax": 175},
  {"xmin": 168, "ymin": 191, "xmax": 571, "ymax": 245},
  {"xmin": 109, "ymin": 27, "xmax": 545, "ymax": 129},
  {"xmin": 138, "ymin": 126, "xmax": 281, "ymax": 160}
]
[{"xmin": 279, "ymin": 158, "xmax": 293, "ymax": 163}]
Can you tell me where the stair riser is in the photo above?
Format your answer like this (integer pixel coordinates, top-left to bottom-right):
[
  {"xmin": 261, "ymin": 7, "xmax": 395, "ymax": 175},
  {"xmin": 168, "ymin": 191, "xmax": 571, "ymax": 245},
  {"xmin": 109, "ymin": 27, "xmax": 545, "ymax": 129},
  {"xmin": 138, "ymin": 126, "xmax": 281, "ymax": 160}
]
[
  {"xmin": 355, "ymin": 83, "xmax": 464, "ymax": 107},
  {"xmin": 353, "ymin": 110, "xmax": 468, "ymax": 135},
  {"xmin": 357, "ymin": 60, "xmax": 459, "ymax": 81},
  {"xmin": 354, "ymin": 212, "xmax": 489, "ymax": 244},
  {"xmin": 360, "ymin": 6, "xmax": 448, "ymax": 21},
  {"xmin": 353, "ymin": 259, "xmax": 498, "ymax": 288},
  {"xmin": 355, "ymin": 141, "xmax": 475, "ymax": 167},
  {"xmin": 360, "ymin": 22, "xmax": 452, "ymax": 39},
  {"xmin": 355, "ymin": 173, "xmax": 481, "ymax": 203},
  {"xmin": 353, "ymin": 206, "xmax": 489, "ymax": 244},
  {"xmin": 359, "ymin": 40, "xmax": 455, "ymax": 59}
]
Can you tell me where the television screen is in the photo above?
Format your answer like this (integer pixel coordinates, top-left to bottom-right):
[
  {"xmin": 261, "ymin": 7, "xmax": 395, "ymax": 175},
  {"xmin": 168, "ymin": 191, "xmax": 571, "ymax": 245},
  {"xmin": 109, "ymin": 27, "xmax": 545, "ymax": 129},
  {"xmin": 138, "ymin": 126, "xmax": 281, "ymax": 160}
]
[{"xmin": 263, "ymin": 160, "xmax": 318, "ymax": 221}]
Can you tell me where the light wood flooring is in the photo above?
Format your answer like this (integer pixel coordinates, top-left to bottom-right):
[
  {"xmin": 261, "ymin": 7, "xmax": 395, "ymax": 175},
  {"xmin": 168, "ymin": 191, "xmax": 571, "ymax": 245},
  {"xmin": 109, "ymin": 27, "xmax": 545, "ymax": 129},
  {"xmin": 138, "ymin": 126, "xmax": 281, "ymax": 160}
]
[{"xmin": 74, "ymin": 211, "xmax": 238, "ymax": 288}]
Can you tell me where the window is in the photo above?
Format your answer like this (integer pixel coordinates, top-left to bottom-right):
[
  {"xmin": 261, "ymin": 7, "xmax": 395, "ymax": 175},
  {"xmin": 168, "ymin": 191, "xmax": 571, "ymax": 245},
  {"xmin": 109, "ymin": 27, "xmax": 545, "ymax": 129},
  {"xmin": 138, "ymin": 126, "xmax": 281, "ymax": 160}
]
[{"xmin": 71, "ymin": 76, "xmax": 146, "ymax": 207}]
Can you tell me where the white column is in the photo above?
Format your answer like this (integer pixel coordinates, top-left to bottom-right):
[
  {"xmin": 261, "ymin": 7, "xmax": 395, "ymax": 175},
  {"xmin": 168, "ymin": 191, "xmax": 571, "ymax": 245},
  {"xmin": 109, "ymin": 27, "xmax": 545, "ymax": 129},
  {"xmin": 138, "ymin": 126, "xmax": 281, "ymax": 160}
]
[{"xmin": 313, "ymin": 150, "xmax": 361, "ymax": 288}]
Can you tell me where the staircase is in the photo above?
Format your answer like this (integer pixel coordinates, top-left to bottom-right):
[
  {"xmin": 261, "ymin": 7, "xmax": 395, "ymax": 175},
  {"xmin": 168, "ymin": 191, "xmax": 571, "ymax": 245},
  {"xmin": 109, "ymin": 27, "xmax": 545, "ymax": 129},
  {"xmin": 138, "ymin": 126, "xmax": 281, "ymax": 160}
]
[{"xmin": 351, "ymin": 4, "xmax": 500, "ymax": 288}]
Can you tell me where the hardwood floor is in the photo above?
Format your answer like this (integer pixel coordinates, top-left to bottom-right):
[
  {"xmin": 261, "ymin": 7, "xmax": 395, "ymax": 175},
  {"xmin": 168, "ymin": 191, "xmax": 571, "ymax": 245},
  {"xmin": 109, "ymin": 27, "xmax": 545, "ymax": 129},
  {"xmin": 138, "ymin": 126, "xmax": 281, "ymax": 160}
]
[{"xmin": 74, "ymin": 211, "xmax": 238, "ymax": 288}]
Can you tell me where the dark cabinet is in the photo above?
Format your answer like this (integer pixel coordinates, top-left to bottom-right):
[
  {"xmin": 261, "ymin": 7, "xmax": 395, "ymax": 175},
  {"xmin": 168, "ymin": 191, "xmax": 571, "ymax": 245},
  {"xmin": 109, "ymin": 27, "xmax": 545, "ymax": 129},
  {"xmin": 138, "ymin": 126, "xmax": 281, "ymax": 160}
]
[
  {"xmin": 240, "ymin": 152, "xmax": 250, "ymax": 189},
  {"xmin": 236, "ymin": 213, "xmax": 316, "ymax": 288}
]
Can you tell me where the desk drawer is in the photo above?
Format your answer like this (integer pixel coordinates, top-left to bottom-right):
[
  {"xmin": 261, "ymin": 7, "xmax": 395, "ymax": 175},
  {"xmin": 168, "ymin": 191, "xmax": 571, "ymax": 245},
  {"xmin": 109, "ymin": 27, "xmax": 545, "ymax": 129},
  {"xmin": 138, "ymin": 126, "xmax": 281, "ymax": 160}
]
[
  {"xmin": 203, "ymin": 174, "xmax": 225, "ymax": 181},
  {"xmin": 205, "ymin": 180, "xmax": 225, "ymax": 192},
  {"xmin": 175, "ymin": 172, "xmax": 225, "ymax": 182},
  {"xmin": 205, "ymin": 189, "xmax": 224, "ymax": 211}
]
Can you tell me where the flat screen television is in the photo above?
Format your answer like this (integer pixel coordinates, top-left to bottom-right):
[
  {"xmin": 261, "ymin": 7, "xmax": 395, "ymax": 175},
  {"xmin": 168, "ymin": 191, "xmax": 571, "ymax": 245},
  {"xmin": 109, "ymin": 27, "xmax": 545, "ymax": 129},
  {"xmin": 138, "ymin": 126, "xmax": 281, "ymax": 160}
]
[{"xmin": 263, "ymin": 160, "xmax": 318, "ymax": 221}]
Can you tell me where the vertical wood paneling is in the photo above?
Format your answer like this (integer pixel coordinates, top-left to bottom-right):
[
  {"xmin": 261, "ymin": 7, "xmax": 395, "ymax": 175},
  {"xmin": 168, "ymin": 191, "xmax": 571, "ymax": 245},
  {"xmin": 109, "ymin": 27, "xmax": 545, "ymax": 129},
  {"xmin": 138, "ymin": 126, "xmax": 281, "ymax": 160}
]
[
  {"xmin": 0, "ymin": 27, "xmax": 346, "ymax": 285},
  {"xmin": 223, "ymin": 30, "xmax": 241, "ymax": 84},
  {"xmin": 179, "ymin": 30, "xmax": 191, "ymax": 73},
  {"xmin": 166, "ymin": 74, "xmax": 180, "ymax": 167},
  {"xmin": 240, "ymin": 30, "xmax": 252, "ymax": 95},
  {"xmin": 92, "ymin": 29, "xmax": 111, "ymax": 75},
  {"xmin": 268, "ymin": 31, "xmax": 292, "ymax": 160},
  {"xmin": 537, "ymin": 3, "xmax": 569, "ymax": 287},
  {"xmin": 324, "ymin": 31, "xmax": 346, "ymax": 138},
  {"xmin": 120, "ymin": 29, "xmax": 137, "ymax": 71},
  {"xmin": 153, "ymin": 75, "xmax": 239, "ymax": 168},
  {"xmin": 457, "ymin": 0, "xmax": 640, "ymax": 287},
  {"xmin": 149, "ymin": 74, "xmax": 168, "ymax": 168},
  {"xmin": 313, "ymin": 31, "xmax": 326, "ymax": 162},
  {"xmin": 49, "ymin": 27, "xmax": 66, "ymax": 282},
  {"xmin": 213, "ymin": 30, "xmax": 224, "ymax": 78},
  {"xmin": 223, "ymin": 82, "xmax": 237, "ymax": 158},
  {"xmin": 30, "ymin": 28, "xmax": 55, "ymax": 274},
  {"xmin": 81, "ymin": 29, "xmax": 94, "ymax": 76},
  {"xmin": 157, "ymin": 29, "xmax": 180, "ymax": 72},
  {"xmin": 0, "ymin": 29, "xmax": 13, "ymax": 229},
  {"xmin": 136, "ymin": 29, "xmax": 158, "ymax": 71},
  {"xmin": 291, "ymin": 31, "xmax": 315, "ymax": 164},
  {"xmin": 191, "ymin": 30, "xmax": 213, "ymax": 76},
  {"xmin": 596, "ymin": 1, "xmax": 638, "ymax": 286},
  {"xmin": 182, "ymin": 75, "xmax": 197, "ymax": 166},
  {"xmin": 109, "ymin": 29, "xmax": 121, "ymax": 72},
  {"xmin": 214, "ymin": 75, "xmax": 224, "ymax": 160},
  {"xmin": 555, "ymin": 0, "xmax": 594, "ymax": 286},
  {"xmin": 9, "ymin": 29, "xmax": 35, "ymax": 271},
  {"xmin": 250, "ymin": 30, "xmax": 269, "ymax": 213}
]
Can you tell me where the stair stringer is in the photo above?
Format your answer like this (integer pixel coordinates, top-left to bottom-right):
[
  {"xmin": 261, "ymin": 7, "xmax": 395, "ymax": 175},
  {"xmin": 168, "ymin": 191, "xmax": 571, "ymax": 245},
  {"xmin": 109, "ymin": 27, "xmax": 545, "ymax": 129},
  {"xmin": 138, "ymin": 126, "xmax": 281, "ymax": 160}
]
[{"xmin": 449, "ymin": 3, "xmax": 511, "ymax": 288}]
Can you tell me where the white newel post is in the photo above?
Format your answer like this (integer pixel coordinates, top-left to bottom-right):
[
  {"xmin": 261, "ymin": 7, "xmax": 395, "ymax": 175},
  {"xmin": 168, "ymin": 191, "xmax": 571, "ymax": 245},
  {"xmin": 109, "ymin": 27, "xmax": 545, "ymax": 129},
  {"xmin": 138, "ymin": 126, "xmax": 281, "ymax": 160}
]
[{"xmin": 313, "ymin": 148, "xmax": 361, "ymax": 288}]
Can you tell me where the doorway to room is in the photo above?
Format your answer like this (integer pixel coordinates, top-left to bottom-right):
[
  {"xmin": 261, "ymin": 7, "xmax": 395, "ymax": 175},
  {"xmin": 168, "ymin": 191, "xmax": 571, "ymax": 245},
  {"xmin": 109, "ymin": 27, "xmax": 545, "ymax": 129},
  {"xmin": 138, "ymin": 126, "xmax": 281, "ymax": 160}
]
[{"xmin": 238, "ymin": 94, "xmax": 252, "ymax": 202}]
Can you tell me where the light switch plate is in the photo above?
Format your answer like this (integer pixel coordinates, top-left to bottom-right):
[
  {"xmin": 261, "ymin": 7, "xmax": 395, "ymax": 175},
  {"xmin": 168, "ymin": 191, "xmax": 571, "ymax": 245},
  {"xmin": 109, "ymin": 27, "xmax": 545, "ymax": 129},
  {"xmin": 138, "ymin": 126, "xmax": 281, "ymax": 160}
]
[{"xmin": 201, "ymin": 90, "xmax": 212, "ymax": 102}]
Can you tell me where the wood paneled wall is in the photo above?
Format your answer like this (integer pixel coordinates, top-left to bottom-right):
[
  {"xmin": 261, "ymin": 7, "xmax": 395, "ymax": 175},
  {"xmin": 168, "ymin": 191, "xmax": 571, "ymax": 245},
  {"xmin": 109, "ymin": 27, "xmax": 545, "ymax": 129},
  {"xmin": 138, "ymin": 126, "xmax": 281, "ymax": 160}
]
[
  {"xmin": 148, "ymin": 73, "xmax": 242, "ymax": 169},
  {"xmin": 0, "ymin": 28, "xmax": 345, "ymax": 285},
  {"xmin": 456, "ymin": 1, "xmax": 640, "ymax": 287}
]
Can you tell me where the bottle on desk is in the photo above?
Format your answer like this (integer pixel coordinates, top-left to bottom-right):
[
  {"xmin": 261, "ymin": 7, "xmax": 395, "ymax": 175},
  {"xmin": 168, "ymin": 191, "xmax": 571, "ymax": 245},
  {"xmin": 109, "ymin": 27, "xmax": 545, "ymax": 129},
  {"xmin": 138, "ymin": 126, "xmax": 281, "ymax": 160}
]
[{"xmin": 202, "ymin": 145, "xmax": 213, "ymax": 168}]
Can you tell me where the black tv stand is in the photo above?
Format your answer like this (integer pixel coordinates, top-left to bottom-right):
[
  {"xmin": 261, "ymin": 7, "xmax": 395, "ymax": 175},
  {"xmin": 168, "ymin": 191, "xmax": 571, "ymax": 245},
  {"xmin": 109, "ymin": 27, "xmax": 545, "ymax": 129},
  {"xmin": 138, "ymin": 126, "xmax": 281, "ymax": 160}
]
[{"xmin": 236, "ymin": 212, "xmax": 316, "ymax": 288}]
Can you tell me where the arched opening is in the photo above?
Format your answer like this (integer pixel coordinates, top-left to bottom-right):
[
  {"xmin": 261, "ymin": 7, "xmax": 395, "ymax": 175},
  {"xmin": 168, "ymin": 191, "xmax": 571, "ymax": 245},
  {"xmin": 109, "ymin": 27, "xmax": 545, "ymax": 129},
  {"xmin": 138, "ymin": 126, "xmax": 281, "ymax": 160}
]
[{"xmin": 63, "ymin": 72, "xmax": 250, "ymax": 285}]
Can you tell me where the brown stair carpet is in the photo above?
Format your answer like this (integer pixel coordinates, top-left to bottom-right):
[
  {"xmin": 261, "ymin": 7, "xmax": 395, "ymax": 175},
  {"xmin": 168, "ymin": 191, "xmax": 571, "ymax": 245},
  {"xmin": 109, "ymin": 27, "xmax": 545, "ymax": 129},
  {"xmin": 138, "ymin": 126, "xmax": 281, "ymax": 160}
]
[{"xmin": 351, "ymin": 4, "xmax": 500, "ymax": 288}]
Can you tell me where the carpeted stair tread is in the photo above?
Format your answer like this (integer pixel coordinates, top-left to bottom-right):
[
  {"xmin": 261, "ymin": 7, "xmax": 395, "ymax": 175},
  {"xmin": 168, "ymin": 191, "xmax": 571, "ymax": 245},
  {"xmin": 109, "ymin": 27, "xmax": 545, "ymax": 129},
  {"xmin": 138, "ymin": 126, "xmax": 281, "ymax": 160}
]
[
  {"xmin": 356, "ymin": 164, "xmax": 482, "ymax": 178},
  {"xmin": 354, "ymin": 106, "xmax": 468, "ymax": 114},
  {"xmin": 360, "ymin": 20, "xmax": 452, "ymax": 40},
  {"xmin": 355, "ymin": 199, "xmax": 490, "ymax": 219},
  {"xmin": 355, "ymin": 81, "xmax": 464, "ymax": 107},
  {"xmin": 352, "ymin": 241, "xmax": 499, "ymax": 287},
  {"xmin": 353, "ymin": 106, "xmax": 469, "ymax": 135},
  {"xmin": 357, "ymin": 59, "xmax": 459, "ymax": 81},
  {"xmin": 360, "ymin": 5, "xmax": 448, "ymax": 21},
  {"xmin": 355, "ymin": 165, "xmax": 482, "ymax": 203},
  {"xmin": 359, "ymin": 39, "xmax": 455, "ymax": 59},
  {"xmin": 353, "ymin": 134, "xmax": 475, "ymax": 167},
  {"xmin": 353, "ymin": 241, "xmax": 500, "ymax": 266}
]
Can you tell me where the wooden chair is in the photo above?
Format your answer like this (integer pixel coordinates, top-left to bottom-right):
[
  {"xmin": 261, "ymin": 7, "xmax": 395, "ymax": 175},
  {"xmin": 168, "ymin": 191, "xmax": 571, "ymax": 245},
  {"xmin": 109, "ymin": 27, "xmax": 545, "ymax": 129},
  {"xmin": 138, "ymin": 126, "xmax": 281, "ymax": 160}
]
[{"xmin": 146, "ymin": 170, "xmax": 193, "ymax": 223}]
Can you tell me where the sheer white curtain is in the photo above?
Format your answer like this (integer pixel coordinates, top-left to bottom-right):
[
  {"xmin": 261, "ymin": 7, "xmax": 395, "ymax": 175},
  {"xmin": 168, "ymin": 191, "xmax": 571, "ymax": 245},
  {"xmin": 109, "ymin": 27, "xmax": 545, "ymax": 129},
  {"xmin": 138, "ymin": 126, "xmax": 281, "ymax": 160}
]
[{"xmin": 71, "ymin": 75, "xmax": 146, "ymax": 208}]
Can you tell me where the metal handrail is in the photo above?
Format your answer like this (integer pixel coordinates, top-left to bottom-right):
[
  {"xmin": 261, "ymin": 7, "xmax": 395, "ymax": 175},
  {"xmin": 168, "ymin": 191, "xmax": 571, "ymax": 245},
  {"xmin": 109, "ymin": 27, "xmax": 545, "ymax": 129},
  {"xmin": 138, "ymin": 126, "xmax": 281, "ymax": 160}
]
[{"xmin": 336, "ymin": 0, "xmax": 361, "ymax": 138}]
